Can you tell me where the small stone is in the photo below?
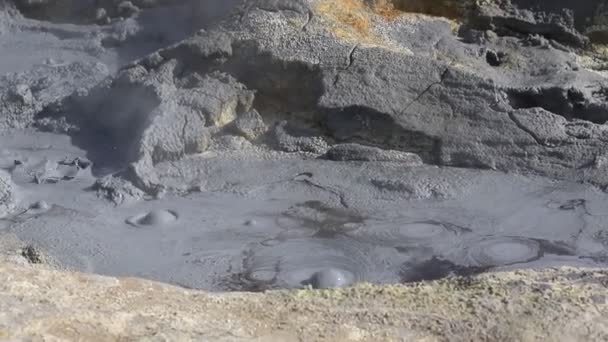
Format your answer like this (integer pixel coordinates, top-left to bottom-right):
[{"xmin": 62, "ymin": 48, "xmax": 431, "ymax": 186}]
[
  {"xmin": 324, "ymin": 143, "xmax": 422, "ymax": 164},
  {"xmin": 234, "ymin": 110, "xmax": 268, "ymax": 141},
  {"xmin": 117, "ymin": 1, "xmax": 139, "ymax": 17},
  {"xmin": 213, "ymin": 135, "xmax": 252, "ymax": 150},
  {"xmin": 594, "ymin": 154, "xmax": 608, "ymax": 169},
  {"xmin": 484, "ymin": 30, "xmax": 498, "ymax": 42},
  {"xmin": 21, "ymin": 245, "xmax": 44, "ymax": 264},
  {"xmin": 94, "ymin": 7, "xmax": 107, "ymax": 22},
  {"xmin": 9, "ymin": 84, "xmax": 34, "ymax": 105},
  {"xmin": 186, "ymin": 131, "xmax": 211, "ymax": 154}
]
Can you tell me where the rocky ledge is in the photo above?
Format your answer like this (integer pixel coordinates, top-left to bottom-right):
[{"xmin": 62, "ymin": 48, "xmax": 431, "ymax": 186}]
[
  {"xmin": 22, "ymin": 0, "xmax": 607, "ymax": 195},
  {"xmin": 1, "ymin": 261, "xmax": 607, "ymax": 341}
]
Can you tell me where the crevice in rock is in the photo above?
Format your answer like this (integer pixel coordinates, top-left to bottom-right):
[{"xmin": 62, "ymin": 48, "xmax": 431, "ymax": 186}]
[
  {"xmin": 370, "ymin": 0, "xmax": 472, "ymax": 20},
  {"xmin": 507, "ymin": 111, "xmax": 546, "ymax": 146},
  {"xmin": 462, "ymin": 0, "xmax": 604, "ymax": 48},
  {"xmin": 469, "ymin": 17, "xmax": 586, "ymax": 48},
  {"xmin": 220, "ymin": 40, "xmax": 327, "ymax": 131},
  {"xmin": 296, "ymin": 178, "xmax": 350, "ymax": 208},
  {"xmin": 332, "ymin": 44, "xmax": 359, "ymax": 86},
  {"xmin": 506, "ymin": 87, "xmax": 608, "ymax": 124},
  {"xmin": 485, "ymin": 50, "xmax": 507, "ymax": 67},
  {"xmin": 323, "ymin": 105, "xmax": 442, "ymax": 165},
  {"xmin": 589, "ymin": 31, "xmax": 608, "ymax": 44},
  {"xmin": 399, "ymin": 68, "xmax": 449, "ymax": 116},
  {"xmin": 302, "ymin": 9, "xmax": 314, "ymax": 31},
  {"xmin": 509, "ymin": 0, "xmax": 599, "ymax": 32}
]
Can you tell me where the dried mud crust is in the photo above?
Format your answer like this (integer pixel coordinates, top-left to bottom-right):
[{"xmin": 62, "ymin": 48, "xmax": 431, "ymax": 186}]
[{"xmin": 1, "ymin": 261, "xmax": 608, "ymax": 341}]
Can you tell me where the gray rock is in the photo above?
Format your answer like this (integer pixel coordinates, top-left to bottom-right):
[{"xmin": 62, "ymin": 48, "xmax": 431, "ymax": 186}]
[
  {"xmin": 117, "ymin": 1, "xmax": 139, "ymax": 18},
  {"xmin": 274, "ymin": 121, "xmax": 329, "ymax": 154},
  {"xmin": 0, "ymin": 61, "xmax": 109, "ymax": 129},
  {"xmin": 324, "ymin": 143, "xmax": 423, "ymax": 164},
  {"xmin": 468, "ymin": 0, "xmax": 606, "ymax": 48},
  {"xmin": 13, "ymin": 0, "xmax": 86, "ymax": 22},
  {"xmin": 94, "ymin": 7, "xmax": 108, "ymax": 23},
  {"xmin": 92, "ymin": 175, "xmax": 146, "ymax": 205},
  {"xmin": 234, "ymin": 109, "xmax": 267, "ymax": 141},
  {"xmin": 211, "ymin": 135, "xmax": 252, "ymax": 151},
  {"xmin": 8, "ymin": 84, "xmax": 33, "ymax": 104},
  {"xmin": 36, "ymin": 0, "xmax": 608, "ymax": 192},
  {"xmin": 46, "ymin": 59, "xmax": 252, "ymax": 190}
]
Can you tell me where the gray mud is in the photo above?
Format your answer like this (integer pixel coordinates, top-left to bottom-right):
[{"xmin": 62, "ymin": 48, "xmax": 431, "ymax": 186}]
[
  {"xmin": 1, "ymin": 130, "xmax": 606, "ymax": 290},
  {"xmin": 1, "ymin": 0, "xmax": 608, "ymax": 290}
]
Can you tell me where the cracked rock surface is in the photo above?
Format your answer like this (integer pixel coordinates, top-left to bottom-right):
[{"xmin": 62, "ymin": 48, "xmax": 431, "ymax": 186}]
[{"xmin": 34, "ymin": 0, "xmax": 608, "ymax": 189}]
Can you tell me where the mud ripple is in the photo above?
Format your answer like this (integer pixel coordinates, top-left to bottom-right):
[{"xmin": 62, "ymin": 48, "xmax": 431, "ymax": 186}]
[
  {"xmin": 274, "ymin": 201, "xmax": 366, "ymax": 239},
  {"xmin": 463, "ymin": 236, "xmax": 543, "ymax": 267},
  {"xmin": 228, "ymin": 237, "xmax": 384, "ymax": 290},
  {"xmin": 347, "ymin": 218, "xmax": 470, "ymax": 247}
]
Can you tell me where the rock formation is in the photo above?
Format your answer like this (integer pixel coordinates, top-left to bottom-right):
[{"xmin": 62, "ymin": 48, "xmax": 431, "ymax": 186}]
[{"xmin": 30, "ymin": 0, "xmax": 608, "ymax": 194}]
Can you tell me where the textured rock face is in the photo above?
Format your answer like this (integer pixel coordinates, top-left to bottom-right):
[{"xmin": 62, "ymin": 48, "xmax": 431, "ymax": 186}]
[
  {"xmin": 470, "ymin": 0, "xmax": 599, "ymax": 47},
  {"xmin": 1, "ymin": 261, "xmax": 608, "ymax": 341},
  {"xmin": 0, "ymin": 171, "xmax": 15, "ymax": 218},
  {"xmin": 0, "ymin": 61, "xmax": 109, "ymax": 129},
  {"xmin": 11, "ymin": 0, "xmax": 241, "ymax": 25},
  {"xmin": 324, "ymin": 143, "xmax": 423, "ymax": 163},
  {"xmin": 37, "ymin": 0, "xmax": 608, "ymax": 191}
]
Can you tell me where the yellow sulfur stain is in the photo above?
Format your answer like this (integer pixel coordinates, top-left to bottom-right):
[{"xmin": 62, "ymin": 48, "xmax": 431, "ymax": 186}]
[{"xmin": 315, "ymin": 0, "xmax": 466, "ymax": 44}]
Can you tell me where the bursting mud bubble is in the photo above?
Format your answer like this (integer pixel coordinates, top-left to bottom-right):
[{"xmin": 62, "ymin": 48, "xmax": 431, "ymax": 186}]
[{"xmin": 1, "ymin": 0, "xmax": 608, "ymax": 294}]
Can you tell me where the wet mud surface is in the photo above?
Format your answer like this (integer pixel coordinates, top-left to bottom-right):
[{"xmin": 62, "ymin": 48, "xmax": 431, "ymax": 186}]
[{"xmin": 1, "ymin": 131, "xmax": 606, "ymax": 290}]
